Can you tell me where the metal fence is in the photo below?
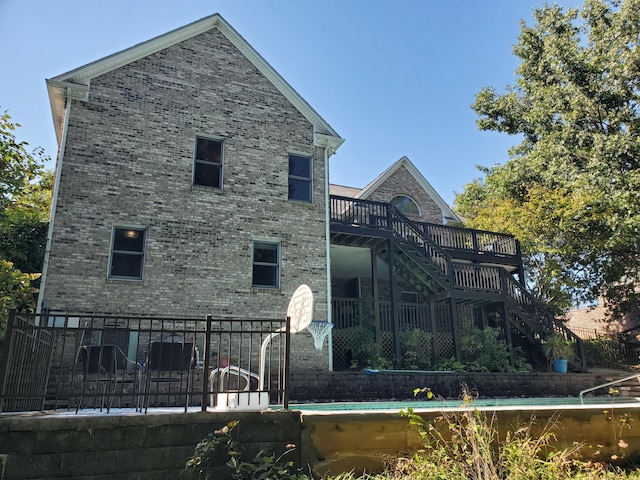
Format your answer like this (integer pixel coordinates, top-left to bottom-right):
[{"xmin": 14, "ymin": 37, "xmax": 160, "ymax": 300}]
[
  {"xmin": 568, "ymin": 326, "xmax": 640, "ymax": 367},
  {"xmin": 0, "ymin": 311, "xmax": 291, "ymax": 413}
]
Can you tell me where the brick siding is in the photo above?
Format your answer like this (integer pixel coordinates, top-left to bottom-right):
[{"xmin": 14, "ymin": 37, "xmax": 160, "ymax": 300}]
[
  {"xmin": 365, "ymin": 164, "xmax": 443, "ymax": 223},
  {"xmin": 42, "ymin": 28, "xmax": 329, "ymax": 368}
]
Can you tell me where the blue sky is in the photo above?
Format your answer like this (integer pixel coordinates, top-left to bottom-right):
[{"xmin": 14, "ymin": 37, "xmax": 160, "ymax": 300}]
[{"xmin": 0, "ymin": 0, "xmax": 583, "ymax": 205}]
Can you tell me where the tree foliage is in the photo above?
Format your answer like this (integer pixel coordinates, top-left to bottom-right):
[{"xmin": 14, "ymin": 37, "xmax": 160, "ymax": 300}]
[
  {"xmin": 0, "ymin": 170, "xmax": 52, "ymax": 273},
  {"xmin": 0, "ymin": 111, "xmax": 51, "ymax": 345},
  {"xmin": 455, "ymin": 0, "xmax": 640, "ymax": 318},
  {"xmin": 0, "ymin": 111, "xmax": 45, "ymax": 209}
]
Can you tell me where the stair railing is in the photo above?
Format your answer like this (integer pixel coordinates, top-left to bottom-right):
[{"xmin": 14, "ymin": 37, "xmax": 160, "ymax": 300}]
[
  {"xmin": 501, "ymin": 272, "xmax": 586, "ymax": 370},
  {"xmin": 329, "ymin": 195, "xmax": 453, "ymax": 281},
  {"xmin": 386, "ymin": 207, "xmax": 453, "ymax": 281}
]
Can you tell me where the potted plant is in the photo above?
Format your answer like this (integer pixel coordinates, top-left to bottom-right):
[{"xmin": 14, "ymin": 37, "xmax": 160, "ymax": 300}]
[{"xmin": 543, "ymin": 334, "xmax": 574, "ymax": 373}]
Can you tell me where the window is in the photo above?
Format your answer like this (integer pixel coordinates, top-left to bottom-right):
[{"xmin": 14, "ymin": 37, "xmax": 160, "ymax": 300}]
[
  {"xmin": 288, "ymin": 154, "xmax": 312, "ymax": 202},
  {"xmin": 391, "ymin": 195, "xmax": 420, "ymax": 215},
  {"xmin": 193, "ymin": 137, "xmax": 223, "ymax": 188},
  {"xmin": 252, "ymin": 241, "xmax": 280, "ymax": 288},
  {"xmin": 109, "ymin": 227, "xmax": 146, "ymax": 280},
  {"xmin": 401, "ymin": 291, "xmax": 419, "ymax": 303}
]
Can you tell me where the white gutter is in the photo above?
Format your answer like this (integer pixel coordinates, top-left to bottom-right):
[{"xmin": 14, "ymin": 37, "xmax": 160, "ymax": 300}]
[
  {"xmin": 36, "ymin": 98, "xmax": 71, "ymax": 319},
  {"xmin": 314, "ymin": 133, "xmax": 343, "ymax": 372}
]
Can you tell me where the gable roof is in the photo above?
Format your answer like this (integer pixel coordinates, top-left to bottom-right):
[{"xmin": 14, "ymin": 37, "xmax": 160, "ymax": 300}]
[
  {"xmin": 46, "ymin": 14, "xmax": 344, "ymax": 152},
  {"xmin": 356, "ymin": 156, "xmax": 461, "ymax": 223},
  {"xmin": 329, "ymin": 184, "xmax": 361, "ymax": 197}
]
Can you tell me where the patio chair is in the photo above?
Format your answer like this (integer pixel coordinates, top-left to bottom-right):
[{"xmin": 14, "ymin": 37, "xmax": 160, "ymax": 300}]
[
  {"xmin": 140, "ymin": 339, "xmax": 195, "ymax": 412},
  {"xmin": 76, "ymin": 344, "xmax": 143, "ymax": 412}
]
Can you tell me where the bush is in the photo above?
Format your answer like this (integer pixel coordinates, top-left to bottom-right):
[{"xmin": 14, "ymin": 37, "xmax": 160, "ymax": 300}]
[
  {"xmin": 434, "ymin": 327, "xmax": 531, "ymax": 373},
  {"xmin": 399, "ymin": 328, "xmax": 433, "ymax": 370},
  {"xmin": 185, "ymin": 420, "xmax": 308, "ymax": 480}
]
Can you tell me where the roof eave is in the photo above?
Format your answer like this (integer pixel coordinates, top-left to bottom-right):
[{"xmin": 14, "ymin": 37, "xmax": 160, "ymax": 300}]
[{"xmin": 46, "ymin": 13, "xmax": 342, "ymax": 147}]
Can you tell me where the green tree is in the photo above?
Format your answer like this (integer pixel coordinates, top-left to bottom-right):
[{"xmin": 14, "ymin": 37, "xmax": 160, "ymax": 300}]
[
  {"xmin": 0, "ymin": 111, "xmax": 51, "ymax": 346},
  {"xmin": 0, "ymin": 111, "xmax": 45, "ymax": 209},
  {"xmin": 0, "ymin": 260, "xmax": 40, "ymax": 341},
  {"xmin": 455, "ymin": 0, "xmax": 640, "ymax": 318},
  {"xmin": 0, "ymin": 170, "xmax": 52, "ymax": 273}
]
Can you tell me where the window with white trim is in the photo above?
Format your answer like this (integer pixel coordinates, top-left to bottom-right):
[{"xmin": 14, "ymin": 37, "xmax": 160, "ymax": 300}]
[
  {"xmin": 109, "ymin": 227, "xmax": 146, "ymax": 280},
  {"xmin": 193, "ymin": 136, "xmax": 223, "ymax": 188},
  {"xmin": 252, "ymin": 241, "xmax": 280, "ymax": 288},
  {"xmin": 288, "ymin": 154, "xmax": 312, "ymax": 202}
]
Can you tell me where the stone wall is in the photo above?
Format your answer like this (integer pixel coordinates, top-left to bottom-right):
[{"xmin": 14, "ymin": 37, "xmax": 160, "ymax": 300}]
[
  {"xmin": 0, "ymin": 410, "xmax": 302, "ymax": 480},
  {"xmin": 41, "ymin": 27, "xmax": 330, "ymax": 370},
  {"xmin": 289, "ymin": 370, "xmax": 620, "ymax": 401}
]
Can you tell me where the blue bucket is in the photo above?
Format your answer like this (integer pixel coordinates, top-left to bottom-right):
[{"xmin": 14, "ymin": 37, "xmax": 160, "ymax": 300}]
[{"xmin": 552, "ymin": 359, "xmax": 568, "ymax": 373}]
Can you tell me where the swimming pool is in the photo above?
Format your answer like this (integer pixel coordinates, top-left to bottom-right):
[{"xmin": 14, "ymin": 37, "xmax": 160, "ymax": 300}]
[
  {"xmin": 295, "ymin": 396, "xmax": 640, "ymax": 476},
  {"xmin": 287, "ymin": 395, "xmax": 640, "ymax": 413}
]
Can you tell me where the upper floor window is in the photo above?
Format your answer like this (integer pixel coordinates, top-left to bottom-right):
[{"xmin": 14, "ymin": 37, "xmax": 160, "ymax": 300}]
[
  {"xmin": 194, "ymin": 137, "xmax": 223, "ymax": 188},
  {"xmin": 109, "ymin": 227, "xmax": 146, "ymax": 280},
  {"xmin": 288, "ymin": 154, "xmax": 312, "ymax": 202},
  {"xmin": 391, "ymin": 195, "xmax": 420, "ymax": 215},
  {"xmin": 252, "ymin": 241, "xmax": 280, "ymax": 289}
]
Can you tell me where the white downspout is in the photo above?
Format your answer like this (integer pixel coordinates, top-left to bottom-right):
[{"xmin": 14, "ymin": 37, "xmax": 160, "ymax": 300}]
[
  {"xmin": 36, "ymin": 98, "xmax": 71, "ymax": 319},
  {"xmin": 323, "ymin": 145, "xmax": 334, "ymax": 372}
]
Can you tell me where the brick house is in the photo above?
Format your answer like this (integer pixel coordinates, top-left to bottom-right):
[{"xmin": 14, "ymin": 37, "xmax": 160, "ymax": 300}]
[
  {"xmin": 39, "ymin": 14, "xmax": 342, "ymax": 370},
  {"xmin": 38, "ymin": 14, "xmax": 585, "ymax": 373}
]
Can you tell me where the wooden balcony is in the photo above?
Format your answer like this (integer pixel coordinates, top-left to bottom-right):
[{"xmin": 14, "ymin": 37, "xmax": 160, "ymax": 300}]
[{"xmin": 329, "ymin": 195, "xmax": 523, "ymax": 272}]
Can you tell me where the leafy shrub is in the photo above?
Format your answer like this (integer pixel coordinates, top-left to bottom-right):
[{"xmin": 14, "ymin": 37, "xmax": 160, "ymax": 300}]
[
  {"xmin": 460, "ymin": 327, "xmax": 513, "ymax": 372},
  {"xmin": 434, "ymin": 327, "xmax": 531, "ymax": 373},
  {"xmin": 337, "ymin": 326, "xmax": 394, "ymax": 370},
  {"xmin": 434, "ymin": 357, "xmax": 466, "ymax": 372},
  {"xmin": 399, "ymin": 328, "xmax": 433, "ymax": 370},
  {"xmin": 185, "ymin": 420, "xmax": 307, "ymax": 480}
]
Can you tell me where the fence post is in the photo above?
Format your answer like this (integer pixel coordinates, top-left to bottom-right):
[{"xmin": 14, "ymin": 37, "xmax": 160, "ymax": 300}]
[
  {"xmin": 283, "ymin": 316, "xmax": 291, "ymax": 410},
  {"xmin": 0, "ymin": 310, "xmax": 17, "ymax": 413},
  {"xmin": 202, "ymin": 314, "xmax": 212, "ymax": 412}
]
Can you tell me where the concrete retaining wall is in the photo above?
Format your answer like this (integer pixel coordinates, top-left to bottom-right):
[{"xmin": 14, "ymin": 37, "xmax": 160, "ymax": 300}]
[
  {"xmin": 0, "ymin": 370, "xmax": 629, "ymax": 479},
  {"xmin": 0, "ymin": 411, "xmax": 301, "ymax": 480},
  {"xmin": 289, "ymin": 370, "xmax": 618, "ymax": 401}
]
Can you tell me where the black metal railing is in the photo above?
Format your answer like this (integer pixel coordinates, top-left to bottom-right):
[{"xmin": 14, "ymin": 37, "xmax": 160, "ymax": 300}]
[
  {"xmin": 418, "ymin": 222, "xmax": 519, "ymax": 259},
  {"xmin": 0, "ymin": 311, "xmax": 290, "ymax": 413},
  {"xmin": 330, "ymin": 195, "xmax": 452, "ymax": 280},
  {"xmin": 330, "ymin": 195, "xmax": 520, "ymax": 264},
  {"xmin": 501, "ymin": 273, "xmax": 586, "ymax": 370}
]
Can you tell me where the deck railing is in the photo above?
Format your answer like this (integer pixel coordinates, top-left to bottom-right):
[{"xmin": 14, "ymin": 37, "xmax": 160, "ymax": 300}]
[
  {"xmin": 0, "ymin": 311, "xmax": 290, "ymax": 413},
  {"xmin": 501, "ymin": 273, "xmax": 586, "ymax": 370},
  {"xmin": 330, "ymin": 195, "xmax": 520, "ymax": 264}
]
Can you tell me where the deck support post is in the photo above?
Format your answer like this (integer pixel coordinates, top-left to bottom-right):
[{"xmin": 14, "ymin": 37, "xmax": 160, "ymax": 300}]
[
  {"xmin": 450, "ymin": 297, "xmax": 460, "ymax": 361},
  {"xmin": 429, "ymin": 301, "xmax": 439, "ymax": 364},
  {"xmin": 371, "ymin": 248, "xmax": 382, "ymax": 357},
  {"xmin": 501, "ymin": 303, "xmax": 516, "ymax": 368},
  {"xmin": 387, "ymin": 240, "xmax": 402, "ymax": 367}
]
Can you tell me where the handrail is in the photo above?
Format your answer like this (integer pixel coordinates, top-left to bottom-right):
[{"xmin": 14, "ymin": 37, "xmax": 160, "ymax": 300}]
[
  {"xmin": 387, "ymin": 207, "xmax": 453, "ymax": 280},
  {"xmin": 329, "ymin": 194, "xmax": 453, "ymax": 280},
  {"xmin": 579, "ymin": 373, "xmax": 640, "ymax": 403},
  {"xmin": 417, "ymin": 221, "xmax": 519, "ymax": 258},
  {"xmin": 501, "ymin": 273, "xmax": 586, "ymax": 370},
  {"xmin": 330, "ymin": 195, "xmax": 520, "ymax": 262}
]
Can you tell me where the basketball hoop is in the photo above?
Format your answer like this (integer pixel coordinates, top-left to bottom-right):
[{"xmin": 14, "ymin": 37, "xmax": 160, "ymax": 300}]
[{"xmin": 307, "ymin": 321, "xmax": 333, "ymax": 350}]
